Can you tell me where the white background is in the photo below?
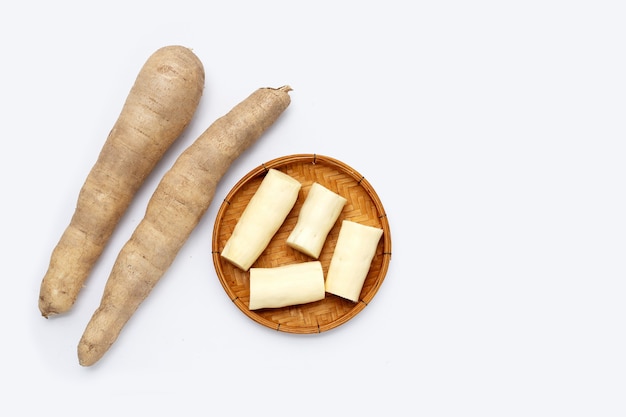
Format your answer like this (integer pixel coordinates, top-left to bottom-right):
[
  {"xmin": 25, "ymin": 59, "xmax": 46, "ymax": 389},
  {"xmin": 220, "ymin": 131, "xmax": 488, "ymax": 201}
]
[{"xmin": 2, "ymin": 1, "xmax": 625, "ymax": 415}]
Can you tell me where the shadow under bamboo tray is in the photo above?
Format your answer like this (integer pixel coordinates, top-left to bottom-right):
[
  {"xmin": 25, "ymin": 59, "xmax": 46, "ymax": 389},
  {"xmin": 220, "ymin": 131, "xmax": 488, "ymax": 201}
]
[{"xmin": 212, "ymin": 154, "xmax": 392, "ymax": 334}]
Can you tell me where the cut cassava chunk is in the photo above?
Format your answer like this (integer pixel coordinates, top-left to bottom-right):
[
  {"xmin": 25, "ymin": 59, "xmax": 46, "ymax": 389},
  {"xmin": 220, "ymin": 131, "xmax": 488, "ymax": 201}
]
[
  {"xmin": 286, "ymin": 182, "xmax": 346, "ymax": 259},
  {"xmin": 249, "ymin": 261, "xmax": 325, "ymax": 310},
  {"xmin": 325, "ymin": 220, "xmax": 383, "ymax": 302},
  {"xmin": 220, "ymin": 168, "xmax": 301, "ymax": 271}
]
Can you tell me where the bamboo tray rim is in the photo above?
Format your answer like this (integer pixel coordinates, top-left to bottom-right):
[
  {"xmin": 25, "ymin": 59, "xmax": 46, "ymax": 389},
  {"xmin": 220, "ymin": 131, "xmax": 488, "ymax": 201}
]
[{"xmin": 211, "ymin": 153, "xmax": 392, "ymax": 334}]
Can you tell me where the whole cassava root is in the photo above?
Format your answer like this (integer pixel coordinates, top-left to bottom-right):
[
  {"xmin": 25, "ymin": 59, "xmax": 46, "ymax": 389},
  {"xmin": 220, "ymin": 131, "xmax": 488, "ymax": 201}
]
[
  {"xmin": 38, "ymin": 45, "xmax": 205, "ymax": 318},
  {"xmin": 77, "ymin": 85, "xmax": 292, "ymax": 366}
]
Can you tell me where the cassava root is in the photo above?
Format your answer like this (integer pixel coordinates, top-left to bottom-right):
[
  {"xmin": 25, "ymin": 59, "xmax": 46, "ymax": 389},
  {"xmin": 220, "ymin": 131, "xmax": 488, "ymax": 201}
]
[
  {"xmin": 38, "ymin": 45, "xmax": 205, "ymax": 317},
  {"xmin": 77, "ymin": 85, "xmax": 292, "ymax": 366}
]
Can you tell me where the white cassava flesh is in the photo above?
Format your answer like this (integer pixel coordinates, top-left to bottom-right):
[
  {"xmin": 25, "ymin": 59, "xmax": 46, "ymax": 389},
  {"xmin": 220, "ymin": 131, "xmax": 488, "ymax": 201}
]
[
  {"xmin": 221, "ymin": 168, "xmax": 301, "ymax": 271},
  {"xmin": 249, "ymin": 261, "xmax": 325, "ymax": 310},
  {"xmin": 286, "ymin": 182, "xmax": 346, "ymax": 259},
  {"xmin": 324, "ymin": 220, "xmax": 383, "ymax": 302}
]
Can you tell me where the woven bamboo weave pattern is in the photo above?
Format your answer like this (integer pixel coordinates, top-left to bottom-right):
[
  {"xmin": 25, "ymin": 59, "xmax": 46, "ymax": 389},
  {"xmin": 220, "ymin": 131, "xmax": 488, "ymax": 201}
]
[{"xmin": 212, "ymin": 154, "xmax": 392, "ymax": 334}]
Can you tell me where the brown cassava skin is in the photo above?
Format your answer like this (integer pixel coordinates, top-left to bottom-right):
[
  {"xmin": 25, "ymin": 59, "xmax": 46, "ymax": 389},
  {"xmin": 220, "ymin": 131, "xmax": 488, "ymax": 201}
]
[
  {"xmin": 77, "ymin": 86, "xmax": 292, "ymax": 366},
  {"xmin": 38, "ymin": 46, "xmax": 205, "ymax": 318}
]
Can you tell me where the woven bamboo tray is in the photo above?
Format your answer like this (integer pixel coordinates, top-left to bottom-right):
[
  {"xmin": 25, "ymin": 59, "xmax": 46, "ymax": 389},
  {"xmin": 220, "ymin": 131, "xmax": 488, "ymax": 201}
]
[{"xmin": 212, "ymin": 154, "xmax": 392, "ymax": 334}]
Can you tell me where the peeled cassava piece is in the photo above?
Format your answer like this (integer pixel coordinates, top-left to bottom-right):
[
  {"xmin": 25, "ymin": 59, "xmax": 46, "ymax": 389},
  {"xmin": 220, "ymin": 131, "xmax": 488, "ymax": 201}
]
[
  {"xmin": 325, "ymin": 220, "xmax": 383, "ymax": 302},
  {"xmin": 249, "ymin": 261, "xmax": 325, "ymax": 310},
  {"xmin": 220, "ymin": 168, "xmax": 301, "ymax": 271},
  {"xmin": 38, "ymin": 45, "xmax": 205, "ymax": 317},
  {"xmin": 77, "ymin": 86, "xmax": 292, "ymax": 367},
  {"xmin": 286, "ymin": 182, "xmax": 346, "ymax": 259}
]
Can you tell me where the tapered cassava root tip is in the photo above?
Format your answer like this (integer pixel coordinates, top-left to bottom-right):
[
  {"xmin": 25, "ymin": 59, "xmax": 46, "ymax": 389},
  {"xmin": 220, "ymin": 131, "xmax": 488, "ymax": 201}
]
[
  {"xmin": 38, "ymin": 283, "xmax": 74, "ymax": 318},
  {"xmin": 78, "ymin": 342, "xmax": 103, "ymax": 367},
  {"xmin": 39, "ymin": 297, "xmax": 60, "ymax": 318},
  {"xmin": 39, "ymin": 300, "xmax": 69, "ymax": 318}
]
